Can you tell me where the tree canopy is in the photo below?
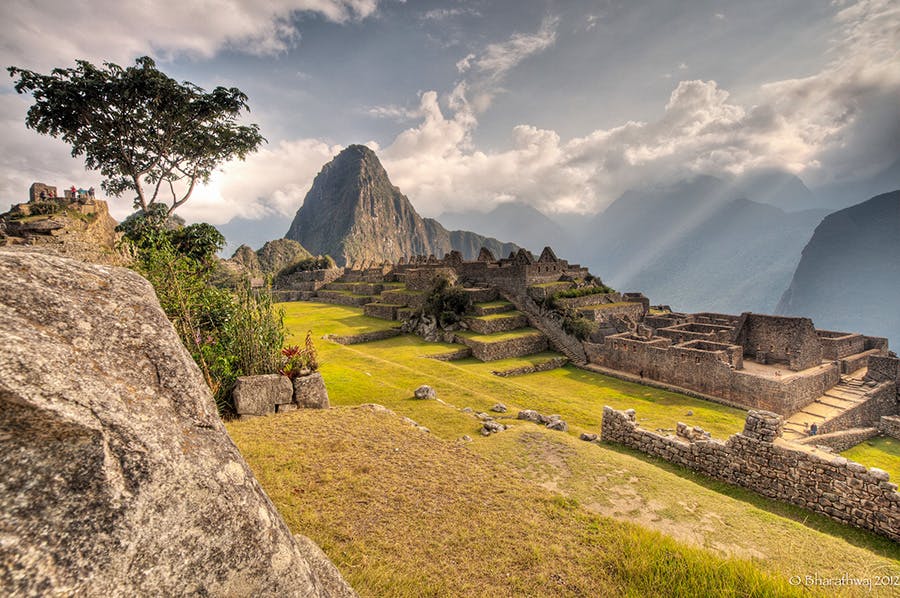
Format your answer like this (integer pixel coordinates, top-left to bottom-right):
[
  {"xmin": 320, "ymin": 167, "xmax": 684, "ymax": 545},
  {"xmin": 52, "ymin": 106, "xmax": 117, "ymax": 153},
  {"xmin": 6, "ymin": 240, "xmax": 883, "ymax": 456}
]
[{"xmin": 8, "ymin": 56, "xmax": 265, "ymax": 214}]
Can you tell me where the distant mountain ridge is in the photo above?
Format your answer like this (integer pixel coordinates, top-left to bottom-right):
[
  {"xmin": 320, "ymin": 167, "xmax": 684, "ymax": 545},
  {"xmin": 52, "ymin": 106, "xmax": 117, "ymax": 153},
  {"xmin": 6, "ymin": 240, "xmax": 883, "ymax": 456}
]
[
  {"xmin": 285, "ymin": 145, "xmax": 517, "ymax": 267},
  {"xmin": 578, "ymin": 176, "xmax": 829, "ymax": 313},
  {"xmin": 777, "ymin": 190, "xmax": 900, "ymax": 346}
]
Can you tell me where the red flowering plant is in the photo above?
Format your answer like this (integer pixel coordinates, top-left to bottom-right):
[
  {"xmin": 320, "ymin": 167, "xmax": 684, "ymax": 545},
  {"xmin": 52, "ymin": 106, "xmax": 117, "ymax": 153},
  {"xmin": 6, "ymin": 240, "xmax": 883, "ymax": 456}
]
[{"xmin": 279, "ymin": 331, "xmax": 319, "ymax": 380}]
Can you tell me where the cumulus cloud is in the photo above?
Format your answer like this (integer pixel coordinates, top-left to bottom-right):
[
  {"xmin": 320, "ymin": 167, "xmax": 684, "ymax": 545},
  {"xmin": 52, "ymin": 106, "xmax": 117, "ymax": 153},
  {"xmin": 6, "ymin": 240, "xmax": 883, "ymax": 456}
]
[{"xmin": 0, "ymin": 0, "xmax": 381, "ymax": 69}]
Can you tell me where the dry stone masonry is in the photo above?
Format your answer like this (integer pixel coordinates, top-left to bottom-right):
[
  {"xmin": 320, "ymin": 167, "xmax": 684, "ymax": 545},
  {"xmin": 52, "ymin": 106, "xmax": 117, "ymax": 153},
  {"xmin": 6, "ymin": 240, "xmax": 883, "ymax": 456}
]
[{"xmin": 602, "ymin": 406, "xmax": 900, "ymax": 542}]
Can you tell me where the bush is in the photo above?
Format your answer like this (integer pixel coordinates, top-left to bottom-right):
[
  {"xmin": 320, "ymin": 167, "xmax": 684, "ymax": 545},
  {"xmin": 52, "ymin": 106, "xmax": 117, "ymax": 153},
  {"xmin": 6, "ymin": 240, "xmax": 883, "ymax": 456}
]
[
  {"xmin": 119, "ymin": 209, "xmax": 285, "ymax": 416},
  {"xmin": 423, "ymin": 276, "xmax": 471, "ymax": 327},
  {"xmin": 562, "ymin": 315, "xmax": 594, "ymax": 340},
  {"xmin": 279, "ymin": 331, "xmax": 319, "ymax": 379}
]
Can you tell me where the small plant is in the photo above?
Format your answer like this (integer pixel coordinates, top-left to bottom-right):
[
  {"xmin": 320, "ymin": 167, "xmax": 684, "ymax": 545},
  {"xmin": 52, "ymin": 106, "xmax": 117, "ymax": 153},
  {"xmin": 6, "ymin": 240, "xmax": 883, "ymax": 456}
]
[
  {"xmin": 423, "ymin": 276, "xmax": 470, "ymax": 327},
  {"xmin": 279, "ymin": 331, "xmax": 319, "ymax": 379},
  {"xmin": 562, "ymin": 315, "xmax": 594, "ymax": 340}
]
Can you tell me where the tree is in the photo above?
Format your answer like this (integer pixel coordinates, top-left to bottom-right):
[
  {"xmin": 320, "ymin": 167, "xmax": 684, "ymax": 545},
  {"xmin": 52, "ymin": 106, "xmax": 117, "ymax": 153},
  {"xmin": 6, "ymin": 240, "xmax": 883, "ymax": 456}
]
[{"xmin": 8, "ymin": 56, "xmax": 265, "ymax": 215}]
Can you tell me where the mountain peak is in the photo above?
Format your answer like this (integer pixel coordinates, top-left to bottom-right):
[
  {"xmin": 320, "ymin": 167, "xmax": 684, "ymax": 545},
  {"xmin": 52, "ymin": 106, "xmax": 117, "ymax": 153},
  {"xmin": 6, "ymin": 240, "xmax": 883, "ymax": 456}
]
[{"xmin": 284, "ymin": 145, "xmax": 516, "ymax": 267}]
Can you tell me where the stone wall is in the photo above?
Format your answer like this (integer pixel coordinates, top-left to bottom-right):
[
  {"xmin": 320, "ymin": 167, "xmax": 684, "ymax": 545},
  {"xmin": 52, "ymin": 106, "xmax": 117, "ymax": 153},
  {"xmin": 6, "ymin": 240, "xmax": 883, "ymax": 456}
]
[
  {"xmin": 458, "ymin": 333, "xmax": 548, "ymax": 361},
  {"xmin": 465, "ymin": 313, "xmax": 529, "ymax": 335},
  {"xmin": 555, "ymin": 292, "xmax": 621, "ymax": 309},
  {"xmin": 880, "ymin": 416, "xmax": 900, "ymax": 440},
  {"xmin": 601, "ymin": 407, "xmax": 900, "ymax": 542},
  {"xmin": 733, "ymin": 314, "xmax": 823, "ymax": 371},
  {"xmin": 840, "ymin": 349, "xmax": 880, "ymax": 374},
  {"xmin": 492, "ymin": 357, "xmax": 568, "ymax": 377},
  {"xmin": 578, "ymin": 302, "xmax": 645, "ymax": 324},
  {"xmin": 585, "ymin": 335, "xmax": 838, "ymax": 415},
  {"xmin": 527, "ymin": 282, "xmax": 573, "ymax": 301},
  {"xmin": 868, "ymin": 355, "xmax": 900, "ymax": 384},
  {"xmin": 324, "ymin": 329, "xmax": 401, "ymax": 345},
  {"xmin": 796, "ymin": 427, "xmax": 880, "ymax": 452},
  {"xmin": 818, "ymin": 382, "xmax": 898, "ymax": 434},
  {"xmin": 275, "ymin": 267, "xmax": 343, "ymax": 290},
  {"xmin": 363, "ymin": 303, "xmax": 400, "ymax": 320},
  {"xmin": 818, "ymin": 330, "xmax": 867, "ymax": 360}
]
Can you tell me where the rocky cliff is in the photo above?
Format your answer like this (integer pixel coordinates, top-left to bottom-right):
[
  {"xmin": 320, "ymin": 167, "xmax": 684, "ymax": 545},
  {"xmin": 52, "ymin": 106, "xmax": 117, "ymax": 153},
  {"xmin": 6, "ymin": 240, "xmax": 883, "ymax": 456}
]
[
  {"xmin": 0, "ymin": 250, "xmax": 355, "ymax": 596},
  {"xmin": 0, "ymin": 197, "xmax": 123, "ymax": 265},
  {"xmin": 285, "ymin": 145, "xmax": 517, "ymax": 267},
  {"xmin": 777, "ymin": 190, "xmax": 900, "ymax": 345}
]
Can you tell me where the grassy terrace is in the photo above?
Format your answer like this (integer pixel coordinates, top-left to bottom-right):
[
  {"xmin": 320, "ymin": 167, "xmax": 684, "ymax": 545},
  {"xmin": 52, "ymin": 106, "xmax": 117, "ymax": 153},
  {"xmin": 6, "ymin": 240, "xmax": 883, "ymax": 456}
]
[
  {"xmin": 474, "ymin": 300, "xmax": 513, "ymax": 309},
  {"xmin": 531, "ymin": 281, "xmax": 573, "ymax": 288},
  {"xmin": 580, "ymin": 301, "xmax": 633, "ymax": 310},
  {"xmin": 842, "ymin": 436, "xmax": 900, "ymax": 481},
  {"xmin": 455, "ymin": 328, "xmax": 544, "ymax": 343},
  {"xmin": 469, "ymin": 310, "xmax": 525, "ymax": 321},
  {"xmin": 229, "ymin": 302, "xmax": 900, "ymax": 596}
]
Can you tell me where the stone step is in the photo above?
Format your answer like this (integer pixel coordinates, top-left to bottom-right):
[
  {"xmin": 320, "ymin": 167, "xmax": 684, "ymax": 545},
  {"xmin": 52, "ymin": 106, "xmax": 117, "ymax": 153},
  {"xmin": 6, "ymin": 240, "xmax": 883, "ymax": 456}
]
[
  {"xmin": 456, "ymin": 328, "xmax": 548, "ymax": 362},
  {"xmin": 462, "ymin": 287, "xmax": 498, "ymax": 303},
  {"xmin": 472, "ymin": 300, "xmax": 515, "ymax": 316},
  {"xmin": 379, "ymin": 288, "xmax": 426, "ymax": 309},
  {"xmin": 464, "ymin": 311, "xmax": 529, "ymax": 335},
  {"xmin": 363, "ymin": 302, "xmax": 406, "ymax": 321}
]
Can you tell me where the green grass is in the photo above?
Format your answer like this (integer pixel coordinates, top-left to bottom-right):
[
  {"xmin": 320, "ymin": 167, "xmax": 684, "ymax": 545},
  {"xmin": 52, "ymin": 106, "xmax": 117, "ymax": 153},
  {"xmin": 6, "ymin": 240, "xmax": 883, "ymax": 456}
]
[
  {"xmin": 842, "ymin": 435, "xmax": 900, "ymax": 481},
  {"xmin": 531, "ymin": 281, "xmax": 573, "ymax": 289},
  {"xmin": 456, "ymin": 327, "xmax": 544, "ymax": 343},
  {"xmin": 260, "ymin": 301, "xmax": 900, "ymax": 595},
  {"xmin": 228, "ymin": 408, "xmax": 808, "ymax": 597},
  {"xmin": 474, "ymin": 300, "xmax": 513, "ymax": 309},
  {"xmin": 469, "ymin": 310, "xmax": 524, "ymax": 321},
  {"xmin": 579, "ymin": 301, "xmax": 634, "ymax": 310}
]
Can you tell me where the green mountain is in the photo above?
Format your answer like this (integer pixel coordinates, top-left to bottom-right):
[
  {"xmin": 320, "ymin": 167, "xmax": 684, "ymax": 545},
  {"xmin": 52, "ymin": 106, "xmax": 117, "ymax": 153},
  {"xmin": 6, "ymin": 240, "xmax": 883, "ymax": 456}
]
[{"xmin": 285, "ymin": 145, "xmax": 517, "ymax": 267}]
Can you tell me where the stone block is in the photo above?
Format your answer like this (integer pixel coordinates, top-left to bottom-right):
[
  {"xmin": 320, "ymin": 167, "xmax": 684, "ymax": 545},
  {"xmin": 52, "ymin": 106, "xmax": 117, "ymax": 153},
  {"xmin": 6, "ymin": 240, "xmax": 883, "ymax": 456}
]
[
  {"xmin": 233, "ymin": 374, "xmax": 293, "ymax": 415},
  {"xmin": 293, "ymin": 372, "xmax": 330, "ymax": 409}
]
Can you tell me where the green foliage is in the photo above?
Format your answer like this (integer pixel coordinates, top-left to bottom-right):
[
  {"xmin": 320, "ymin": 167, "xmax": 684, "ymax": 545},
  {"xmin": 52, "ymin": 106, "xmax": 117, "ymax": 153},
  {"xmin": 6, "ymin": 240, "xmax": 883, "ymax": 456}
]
[
  {"xmin": 423, "ymin": 276, "xmax": 471, "ymax": 327},
  {"xmin": 553, "ymin": 284, "xmax": 615, "ymax": 300},
  {"xmin": 9, "ymin": 56, "xmax": 264, "ymax": 214},
  {"xmin": 279, "ymin": 331, "xmax": 320, "ymax": 379},
  {"xmin": 562, "ymin": 315, "xmax": 594, "ymax": 340},
  {"xmin": 120, "ymin": 211, "xmax": 284, "ymax": 415},
  {"xmin": 277, "ymin": 255, "xmax": 337, "ymax": 277}
]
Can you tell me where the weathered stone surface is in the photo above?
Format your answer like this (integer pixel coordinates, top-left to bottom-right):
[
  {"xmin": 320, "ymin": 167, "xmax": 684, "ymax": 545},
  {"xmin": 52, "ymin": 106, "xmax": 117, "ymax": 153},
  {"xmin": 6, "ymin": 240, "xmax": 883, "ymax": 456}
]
[
  {"xmin": 294, "ymin": 535, "xmax": 359, "ymax": 598},
  {"xmin": 491, "ymin": 403, "xmax": 508, "ymax": 413},
  {"xmin": 580, "ymin": 433, "xmax": 598, "ymax": 442},
  {"xmin": 294, "ymin": 372, "xmax": 330, "ymax": 409},
  {"xmin": 0, "ymin": 251, "xmax": 340, "ymax": 597},
  {"xmin": 233, "ymin": 374, "xmax": 294, "ymax": 415},
  {"xmin": 414, "ymin": 384, "xmax": 437, "ymax": 400},
  {"xmin": 481, "ymin": 420, "xmax": 507, "ymax": 436}
]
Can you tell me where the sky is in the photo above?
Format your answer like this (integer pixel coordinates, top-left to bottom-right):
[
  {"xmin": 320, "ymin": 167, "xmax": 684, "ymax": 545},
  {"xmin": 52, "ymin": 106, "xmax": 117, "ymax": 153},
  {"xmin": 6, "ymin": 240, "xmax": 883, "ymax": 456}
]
[{"xmin": 1, "ymin": 0, "xmax": 898, "ymax": 229}]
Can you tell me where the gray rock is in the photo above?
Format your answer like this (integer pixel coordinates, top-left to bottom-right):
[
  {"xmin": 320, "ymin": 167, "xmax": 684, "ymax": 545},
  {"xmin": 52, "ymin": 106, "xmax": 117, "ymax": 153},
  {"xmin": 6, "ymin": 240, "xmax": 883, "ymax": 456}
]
[
  {"xmin": 490, "ymin": 403, "xmax": 508, "ymax": 413},
  {"xmin": 476, "ymin": 412, "xmax": 494, "ymax": 421},
  {"xmin": 293, "ymin": 535, "xmax": 359, "ymax": 598},
  {"xmin": 686, "ymin": 410, "xmax": 693, "ymax": 416},
  {"xmin": 0, "ymin": 251, "xmax": 342, "ymax": 597},
  {"xmin": 517, "ymin": 409, "xmax": 543, "ymax": 423},
  {"xmin": 580, "ymin": 433, "xmax": 598, "ymax": 442},
  {"xmin": 414, "ymin": 384, "xmax": 437, "ymax": 399},
  {"xmin": 481, "ymin": 420, "xmax": 507, "ymax": 435},
  {"xmin": 462, "ymin": 407, "xmax": 473, "ymax": 413},
  {"xmin": 460, "ymin": 435, "xmax": 473, "ymax": 442},
  {"xmin": 233, "ymin": 374, "xmax": 294, "ymax": 415},
  {"xmin": 294, "ymin": 372, "xmax": 330, "ymax": 409},
  {"xmin": 546, "ymin": 419, "xmax": 568, "ymax": 432}
]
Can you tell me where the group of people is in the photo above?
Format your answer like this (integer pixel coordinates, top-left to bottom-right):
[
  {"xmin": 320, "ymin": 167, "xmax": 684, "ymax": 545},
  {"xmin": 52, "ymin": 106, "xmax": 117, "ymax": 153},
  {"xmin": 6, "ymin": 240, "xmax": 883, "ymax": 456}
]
[{"xmin": 68, "ymin": 185, "xmax": 95, "ymax": 200}]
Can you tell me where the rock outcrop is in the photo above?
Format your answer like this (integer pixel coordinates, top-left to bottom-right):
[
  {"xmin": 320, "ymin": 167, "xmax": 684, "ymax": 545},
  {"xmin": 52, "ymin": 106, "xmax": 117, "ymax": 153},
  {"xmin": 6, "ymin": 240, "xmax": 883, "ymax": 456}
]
[
  {"xmin": 0, "ymin": 197, "xmax": 123, "ymax": 265},
  {"xmin": 285, "ymin": 145, "xmax": 518, "ymax": 267},
  {"xmin": 0, "ymin": 250, "xmax": 351, "ymax": 596}
]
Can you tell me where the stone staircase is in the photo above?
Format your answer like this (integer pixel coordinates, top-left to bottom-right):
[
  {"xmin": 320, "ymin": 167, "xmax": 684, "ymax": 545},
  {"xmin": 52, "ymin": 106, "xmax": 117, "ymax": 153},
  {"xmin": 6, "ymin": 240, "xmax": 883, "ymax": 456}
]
[{"xmin": 782, "ymin": 370, "xmax": 874, "ymax": 441}]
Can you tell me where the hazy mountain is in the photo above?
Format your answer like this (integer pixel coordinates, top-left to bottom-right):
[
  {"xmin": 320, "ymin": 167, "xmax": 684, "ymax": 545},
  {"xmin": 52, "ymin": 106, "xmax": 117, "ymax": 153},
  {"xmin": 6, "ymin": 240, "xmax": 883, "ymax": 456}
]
[
  {"xmin": 285, "ymin": 145, "xmax": 517, "ymax": 267},
  {"xmin": 777, "ymin": 190, "xmax": 900, "ymax": 346},
  {"xmin": 438, "ymin": 202, "xmax": 566, "ymax": 254},
  {"xmin": 813, "ymin": 159, "xmax": 900, "ymax": 211},
  {"xmin": 579, "ymin": 176, "xmax": 828, "ymax": 313},
  {"xmin": 215, "ymin": 212, "xmax": 289, "ymax": 256},
  {"xmin": 734, "ymin": 169, "xmax": 820, "ymax": 212}
]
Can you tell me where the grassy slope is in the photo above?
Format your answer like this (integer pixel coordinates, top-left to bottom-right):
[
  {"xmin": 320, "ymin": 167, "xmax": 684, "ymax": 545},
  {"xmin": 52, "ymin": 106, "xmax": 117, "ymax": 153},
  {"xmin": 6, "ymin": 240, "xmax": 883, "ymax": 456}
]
[
  {"xmin": 228, "ymin": 407, "xmax": 804, "ymax": 597},
  {"xmin": 235, "ymin": 302, "xmax": 900, "ymax": 596},
  {"xmin": 842, "ymin": 436, "xmax": 900, "ymax": 481}
]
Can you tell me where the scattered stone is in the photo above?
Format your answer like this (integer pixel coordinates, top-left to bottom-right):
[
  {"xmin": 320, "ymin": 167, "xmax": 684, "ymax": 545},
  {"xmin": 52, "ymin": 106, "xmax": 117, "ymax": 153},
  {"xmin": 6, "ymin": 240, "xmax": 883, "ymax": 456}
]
[
  {"xmin": 686, "ymin": 410, "xmax": 693, "ymax": 416},
  {"xmin": 546, "ymin": 419, "xmax": 568, "ymax": 432},
  {"xmin": 414, "ymin": 385, "xmax": 436, "ymax": 399},
  {"xmin": 491, "ymin": 403, "xmax": 508, "ymax": 413},
  {"xmin": 517, "ymin": 409, "xmax": 543, "ymax": 423},
  {"xmin": 460, "ymin": 435, "xmax": 473, "ymax": 442},
  {"xmin": 481, "ymin": 420, "xmax": 507, "ymax": 436},
  {"xmin": 233, "ymin": 374, "xmax": 293, "ymax": 415},
  {"xmin": 462, "ymin": 407, "xmax": 473, "ymax": 413},
  {"xmin": 0, "ymin": 250, "xmax": 341, "ymax": 596},
  {"xmin": 293, "ymin": 372, "xmax": 330, "ymax": 409},
  {"xmin": 580, "ymin": 433, "xmax": 598, "ymax": 442},
  {"xmin": 476, "ymin": 412, "xmax": 494, "ymax": 421}
]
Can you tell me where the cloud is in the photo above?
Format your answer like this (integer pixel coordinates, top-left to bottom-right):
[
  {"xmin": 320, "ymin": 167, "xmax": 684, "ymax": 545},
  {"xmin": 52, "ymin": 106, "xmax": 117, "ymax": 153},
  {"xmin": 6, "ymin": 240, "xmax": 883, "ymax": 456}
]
[
  {"xmin": 0, "ymin": 0, "xmax": 381, "ymax": 69},
  {"xmin": 420, "ymin": 7, "xmax": 480, "ymax": 21}
]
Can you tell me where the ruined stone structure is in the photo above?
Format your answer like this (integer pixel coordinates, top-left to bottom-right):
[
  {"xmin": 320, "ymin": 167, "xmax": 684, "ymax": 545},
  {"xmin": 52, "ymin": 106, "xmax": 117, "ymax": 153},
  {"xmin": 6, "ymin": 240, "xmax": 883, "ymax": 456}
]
[
  {"xmin": 28, "ymin": 182, "xmax": 56, "ymax": 202},
  {"xmin": 602, "ymin": 407, "xmax": 900, "ymax": 542},
  {"xmin": 585, "ymin": 312, "xmax": 890, "ymax": 417}
]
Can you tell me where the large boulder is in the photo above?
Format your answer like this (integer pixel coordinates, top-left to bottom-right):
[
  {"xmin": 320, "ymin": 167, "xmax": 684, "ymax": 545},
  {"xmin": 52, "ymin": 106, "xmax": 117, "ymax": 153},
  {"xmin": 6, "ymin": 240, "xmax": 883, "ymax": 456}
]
[
  {"xmin": 294, "ymin": 372, "xmax": 330, "ymax": 409},
  {"xmin": 0, "ymin": 250, "xmax": 350, "ymax": 597},
  {"xmin": 233, "ymin": 374, "xmax": 294, "ymax": 415}
]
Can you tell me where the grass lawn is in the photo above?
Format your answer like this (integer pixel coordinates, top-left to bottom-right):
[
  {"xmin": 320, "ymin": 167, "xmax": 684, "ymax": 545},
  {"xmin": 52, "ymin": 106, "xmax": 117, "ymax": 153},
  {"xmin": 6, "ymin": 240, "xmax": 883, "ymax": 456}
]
[
  {"xmin": 473, "ymin": 300, "xmax": 513, "ymax": 309},
  {"xmin": 455, "ymin": 328, "xmax": 544, "ymax": 343},
  {"xmin": 253, "ymin": 301, "xmax": 900, "ymax": 595},
  {"xmin": 841, "ymin": 436, "xmax": 900, "ymax": 481},
  {"xmin": 469, "ymin": 310, "xmax": 524, "ymax": 321},
  {"xmin": 227, "ymin": 408, "xmax": 805, "ymax": 597}
]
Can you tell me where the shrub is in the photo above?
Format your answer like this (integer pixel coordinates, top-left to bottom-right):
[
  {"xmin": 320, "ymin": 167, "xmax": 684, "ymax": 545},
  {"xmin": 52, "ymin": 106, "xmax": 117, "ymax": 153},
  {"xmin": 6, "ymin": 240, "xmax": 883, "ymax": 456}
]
[
  {"xmin": 279, "ymin": 331, "xmax": 319, "ymax": 379},
  {"xmin": 423, "ymin": 276, "xmax": 471, "ymax": 326},
  {"xmin": 562, "ymin": 315, "xmax": 594, "ymax": 340}
]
